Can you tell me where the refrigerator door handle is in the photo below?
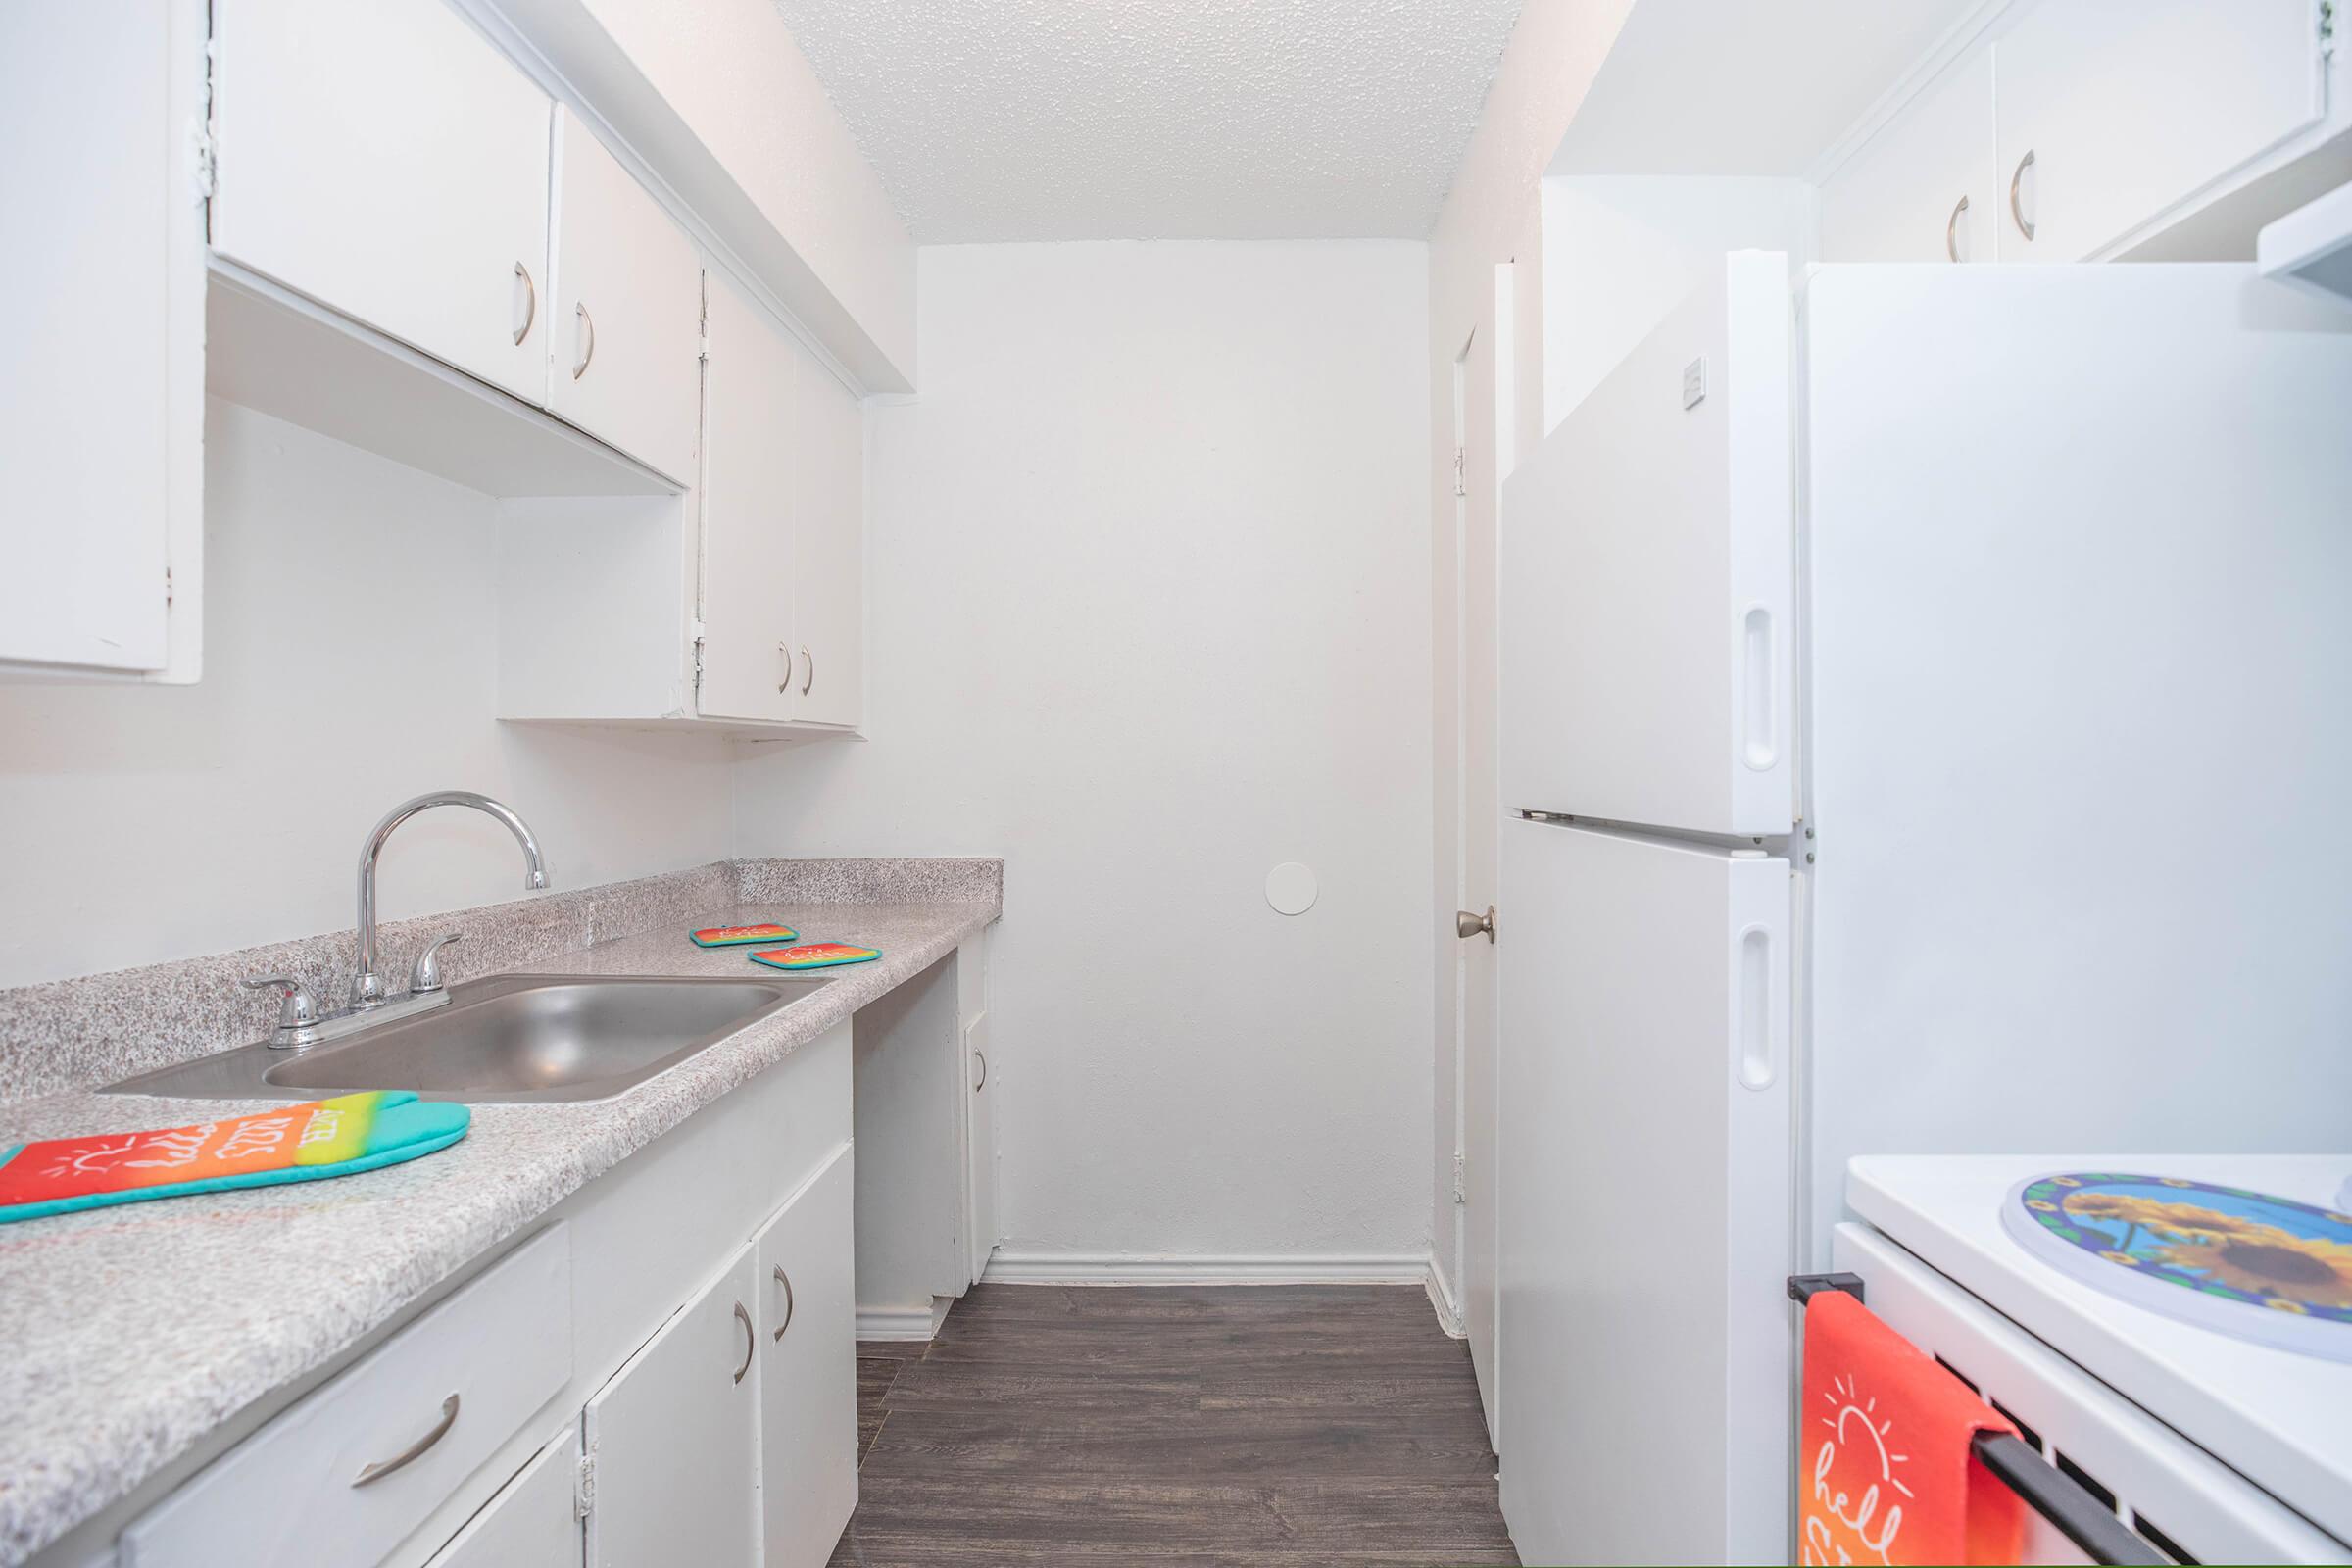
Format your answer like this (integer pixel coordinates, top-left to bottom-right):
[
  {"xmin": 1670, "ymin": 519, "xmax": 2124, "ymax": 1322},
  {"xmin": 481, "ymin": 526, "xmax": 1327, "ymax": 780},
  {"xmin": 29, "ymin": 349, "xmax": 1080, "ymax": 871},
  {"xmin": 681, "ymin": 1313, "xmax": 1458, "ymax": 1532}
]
[
  {"xmin": 1736, "ymin": 920, "xmax": 1777, "ymax": 1090},
  {"xmin": 1740, "ymin": 605, "xmax": 1778, "ymax": 772}
]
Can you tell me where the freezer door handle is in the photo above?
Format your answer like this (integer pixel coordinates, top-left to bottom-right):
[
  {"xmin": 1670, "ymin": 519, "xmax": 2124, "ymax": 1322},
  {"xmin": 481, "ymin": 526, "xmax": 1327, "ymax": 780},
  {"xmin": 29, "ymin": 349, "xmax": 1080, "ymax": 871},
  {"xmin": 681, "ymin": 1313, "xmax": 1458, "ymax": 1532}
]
[
  {"xmin": 1736, "ymin": 921, "xmax": 1777, "ymax": 1090},
  {"xmin": 1740, "ymin": 605, "xmax": 1778, "ymax": 772}
]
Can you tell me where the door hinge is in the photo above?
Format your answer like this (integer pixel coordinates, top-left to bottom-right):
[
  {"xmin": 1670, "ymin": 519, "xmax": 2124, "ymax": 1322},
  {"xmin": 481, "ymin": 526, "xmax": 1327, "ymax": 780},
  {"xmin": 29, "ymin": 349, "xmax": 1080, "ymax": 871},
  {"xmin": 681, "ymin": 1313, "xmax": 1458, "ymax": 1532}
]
[
  {"xmin": 1451, "ymin": 445, "xmax": 1467, "ymax": 498},
  {"xmin": 188, "ymin": 37, "xmax": 219, "ymax": 201},
  {"xmin": 692, "ymin": 633, "xmax": 706, "ymax": 694},
  {"xmin": 2323, "ymin": 0, "xmax": 2336, "ymax": 56},
  {"xmin": 698, "ymin": 331, "xmax": 710, "ymax": 364},
  {"xmin": 1451, "ymin": 1152, "xmax": 1467, "ymax": 1205},
  {"xmin": 164, "ymin": 566, "xmax": 174, "ymax": 609},
  {"xmin": 574, "ymin": 1451, "xmax": 596, "ymax": 1520}
]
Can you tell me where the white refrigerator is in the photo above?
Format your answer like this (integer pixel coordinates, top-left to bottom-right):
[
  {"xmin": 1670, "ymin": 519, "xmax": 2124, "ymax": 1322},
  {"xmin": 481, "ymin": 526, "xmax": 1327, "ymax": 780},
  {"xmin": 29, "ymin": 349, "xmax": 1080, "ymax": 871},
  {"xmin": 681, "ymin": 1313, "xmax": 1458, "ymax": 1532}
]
[{"xmin": 1494, "ymin": 253, "xmax": 2352, "ymax": 1565}]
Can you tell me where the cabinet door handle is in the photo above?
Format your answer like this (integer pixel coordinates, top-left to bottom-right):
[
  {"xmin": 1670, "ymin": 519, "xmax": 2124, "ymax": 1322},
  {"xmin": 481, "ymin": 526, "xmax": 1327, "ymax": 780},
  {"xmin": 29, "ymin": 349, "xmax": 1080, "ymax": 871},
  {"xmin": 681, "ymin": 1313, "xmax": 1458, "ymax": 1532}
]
[
  {"xmin": 732, "ymin": 1300, "xmax": 755, "ymax": 1383},
  {"xmin": 352, "ymin": 1395, "xmax": 460, "ymax": 1487},
  {"xmin": 2009, "ymin": 150, "xmax": 2035, "ymax": 241},
  {"xmin": 772, "ymin": 1265, "xmax": 796, "ymax": 1341},
  {"xmin": 1945, "ymin": 194, "xmax": 1969, "ymax": 263},
  {"xmin": 973, "ymin": 1049, "xmax": 988, "ymax": 1091},
  {"xmin": 776, "ymin": 642, "xmax": 792, "ymax": 695},
  {"xmin": 572, "ymin": 302, "xmax": 595, "ymax": 380},
  {"xmin": 513, "ymin": 262, "xmax": 536, "ymax": 346},
  {"xmin": 800, "ymin": 646, "xmax": 813, "ymax": 696}
]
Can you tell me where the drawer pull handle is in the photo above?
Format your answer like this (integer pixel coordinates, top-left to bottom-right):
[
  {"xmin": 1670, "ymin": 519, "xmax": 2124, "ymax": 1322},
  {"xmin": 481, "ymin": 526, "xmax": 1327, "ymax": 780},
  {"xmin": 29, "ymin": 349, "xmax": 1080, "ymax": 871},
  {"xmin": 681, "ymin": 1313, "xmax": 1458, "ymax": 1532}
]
[
  {"xmin": 352, "ymin": 1394, "xmax": 460, "ymax": 1487},
  {"xmin": 2009, "ymin": 149, "xmax": 2036, "ymax": 241},
  {"xmin": 773, "ymin": 1265, "xmax": 796, "ymax": 1341},
  {"xmin": 733, "ymin": 1299, "xmax": 755, "ymax": 1383}
]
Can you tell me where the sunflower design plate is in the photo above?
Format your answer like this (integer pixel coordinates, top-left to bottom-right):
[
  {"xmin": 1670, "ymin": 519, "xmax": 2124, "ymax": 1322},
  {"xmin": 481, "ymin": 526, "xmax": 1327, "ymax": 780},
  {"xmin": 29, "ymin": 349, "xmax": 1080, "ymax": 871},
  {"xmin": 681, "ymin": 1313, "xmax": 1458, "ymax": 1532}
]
[{"xmin": 2002, "ymin": 1173, "xmax": 2352, "ymax": 1361}]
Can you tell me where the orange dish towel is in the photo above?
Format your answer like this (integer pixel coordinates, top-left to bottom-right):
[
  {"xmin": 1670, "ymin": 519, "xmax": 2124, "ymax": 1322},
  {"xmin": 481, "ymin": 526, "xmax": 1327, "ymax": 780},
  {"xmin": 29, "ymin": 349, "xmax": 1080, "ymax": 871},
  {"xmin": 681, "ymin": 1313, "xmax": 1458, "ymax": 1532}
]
[{"xmin": 1800, "ymin": 1290, "xmax": 2025, "ymax": 1566}]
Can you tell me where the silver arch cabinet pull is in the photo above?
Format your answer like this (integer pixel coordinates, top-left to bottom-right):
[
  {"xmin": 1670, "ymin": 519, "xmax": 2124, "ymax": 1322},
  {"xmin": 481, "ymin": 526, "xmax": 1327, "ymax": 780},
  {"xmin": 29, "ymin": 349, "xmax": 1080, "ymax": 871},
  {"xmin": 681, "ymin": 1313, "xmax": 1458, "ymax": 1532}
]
[
  {"xmin": 1945, "ymin": 194, "xmax": 1969, "ymax": 263},
  {"xmin": 775, "ymin": 642, "xmax": 792, "ymax": 695},
  {"xmin": 352, "ymin": 1394, "xmax": 460, "ymax": 1487},
  {"xmin": 732, "ymin": 1299, "xmax": 755, "ymax": 1383},
  {"xmin": 800, "ymin": 646, "xmax": 813, "ymax": 697},
  {"xmin": 513, "ymin": 262, "xmax": 536, "ymax": 345},
  {"xmin": 2009, "ymin": 149, "xmax": 2036, "ymax": 241},
  {"xmin": 973, "ymin": 1050, "xmax": 988, "ymax": 1091},
  {"xmin": 572, "ymin": 301, "xmax": 595, "ymax": 380},
  {"xmin": 772, "ymin": 1265, "xmax": 796, "ymax": 1341}
]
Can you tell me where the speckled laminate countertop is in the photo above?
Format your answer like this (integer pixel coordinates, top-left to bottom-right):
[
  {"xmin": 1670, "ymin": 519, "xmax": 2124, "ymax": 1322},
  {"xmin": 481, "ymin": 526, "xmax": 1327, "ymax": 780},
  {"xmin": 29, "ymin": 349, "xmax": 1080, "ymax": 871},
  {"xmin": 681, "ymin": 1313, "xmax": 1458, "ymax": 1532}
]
[{"xmin": 0, "ymin": 886, "xmax": 998, "ymax": 1564}]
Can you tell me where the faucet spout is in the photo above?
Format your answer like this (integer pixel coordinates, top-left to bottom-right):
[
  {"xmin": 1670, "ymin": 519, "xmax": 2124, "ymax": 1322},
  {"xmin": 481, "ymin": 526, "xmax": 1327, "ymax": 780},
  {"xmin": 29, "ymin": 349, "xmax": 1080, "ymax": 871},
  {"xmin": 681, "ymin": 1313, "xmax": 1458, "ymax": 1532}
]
[{"xmin": 353, "ymin": 791, "xmax": 551, "ymax": 1008}]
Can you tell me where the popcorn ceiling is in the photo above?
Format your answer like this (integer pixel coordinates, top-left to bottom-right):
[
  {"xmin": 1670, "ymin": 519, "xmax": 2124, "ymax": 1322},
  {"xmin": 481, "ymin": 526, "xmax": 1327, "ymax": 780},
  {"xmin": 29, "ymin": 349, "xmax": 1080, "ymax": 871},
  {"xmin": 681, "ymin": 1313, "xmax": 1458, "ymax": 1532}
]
[{"xmin": 770, "ymin": 0, "xmax": 1527, "ymax": 240}]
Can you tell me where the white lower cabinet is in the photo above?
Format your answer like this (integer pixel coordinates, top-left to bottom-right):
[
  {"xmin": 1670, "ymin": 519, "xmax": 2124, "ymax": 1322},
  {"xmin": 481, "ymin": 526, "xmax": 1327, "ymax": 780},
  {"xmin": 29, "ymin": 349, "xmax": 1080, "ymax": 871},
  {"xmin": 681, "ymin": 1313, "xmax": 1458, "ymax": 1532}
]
[
  {"xmin": 423, "ymin": 1429, "xmax": 582, "ymax": 1568},
  {"xmin": 757, "ymin": 1145, "xmax": 860, "ymax": 1568},
  {"xmin": 583, "ymin": 1244, "xmax": 762, "ymax": 1568}
]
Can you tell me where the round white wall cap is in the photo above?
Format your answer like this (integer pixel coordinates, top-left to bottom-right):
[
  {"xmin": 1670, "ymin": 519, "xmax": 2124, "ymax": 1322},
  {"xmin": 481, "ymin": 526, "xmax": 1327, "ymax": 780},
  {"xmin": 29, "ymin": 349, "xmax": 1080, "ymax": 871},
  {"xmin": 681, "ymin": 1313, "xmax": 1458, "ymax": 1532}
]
[{"xmin": 1264, "ymin": 861, "xmax": 1317, "ymax": 916}]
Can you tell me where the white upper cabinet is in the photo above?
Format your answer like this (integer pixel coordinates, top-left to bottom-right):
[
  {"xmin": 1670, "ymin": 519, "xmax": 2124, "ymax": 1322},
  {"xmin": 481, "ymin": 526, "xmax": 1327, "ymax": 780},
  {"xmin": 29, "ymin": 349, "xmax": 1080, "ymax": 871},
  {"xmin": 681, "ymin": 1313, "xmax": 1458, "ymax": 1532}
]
[
  {"xmin": 792, "ymin": 348, "xmax": 866, "ymax": 729},
  {"xmin": 1819, "ymin": 50, "xmax": 1996, "ymax": 264},
  {"xmin": 699, "ymin": 269, "xmax": 802, "ymax": 725},
  {"xmin": 697, "ymin": 268, "xmax": 866, "ymax": 730},
  {"xmin": 547, "ymin": 108, "xmax": 704, "ymax": 483},
  {"xmin": 1992, "ymin": 0, "xmax": 2326, "ymax": 261},
  {"xmin": 211, "ymin": 0, "xmax": 553, "ymax": 402},
  {"xmin": 1, "ymin": 0, "xmax": 204, "ymax": 681}
]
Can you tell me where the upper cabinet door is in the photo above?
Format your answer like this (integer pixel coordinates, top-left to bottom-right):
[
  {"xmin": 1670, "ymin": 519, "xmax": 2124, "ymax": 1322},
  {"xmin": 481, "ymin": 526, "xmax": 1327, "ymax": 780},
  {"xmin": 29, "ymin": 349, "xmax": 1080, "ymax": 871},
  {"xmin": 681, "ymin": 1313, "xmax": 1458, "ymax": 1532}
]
[
  {"xmin": 698, "ymin": 270, "xmax": 799, "ymax": 724},
  {"xmin": 211, "ymin": 0, "xmax": 553, "ymax": 403},
  {"xmin": 1994, "ymin": 0, "xmax": 2325, "ymax": 262},
  {"xmin": 792, "ymin": 353, "xmax": 865, "ymax": 728},
  {"xmin": 583, "ymin": 1244, "xmax": 761, "ymax": 1568},
  {"xmin": 756, "ymin": 1145, "xmax": 858, "ymax": 1568},
  {"xmin": 1, "ymin": 0, "xmax": 201, "ymax": 677},
  {"xmin": 547, "ymin": 109, "xmax": 703, "ymax": 484},
  {"xmin": 1498, "ymin": 251, "xmax": 1794, "ymax": 838},
  {"xmin": 1818, "ymin": 50, "xmax": 1997, "ymax": 264}
]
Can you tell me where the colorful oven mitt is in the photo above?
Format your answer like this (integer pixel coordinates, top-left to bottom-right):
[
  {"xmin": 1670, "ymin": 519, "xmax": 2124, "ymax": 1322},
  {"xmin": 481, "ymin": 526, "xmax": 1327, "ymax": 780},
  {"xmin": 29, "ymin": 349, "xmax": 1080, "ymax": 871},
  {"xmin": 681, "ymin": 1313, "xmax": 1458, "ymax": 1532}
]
[{"xmin": 0, "ymin": 1091, "xmax": 469, "ymax": 1224}]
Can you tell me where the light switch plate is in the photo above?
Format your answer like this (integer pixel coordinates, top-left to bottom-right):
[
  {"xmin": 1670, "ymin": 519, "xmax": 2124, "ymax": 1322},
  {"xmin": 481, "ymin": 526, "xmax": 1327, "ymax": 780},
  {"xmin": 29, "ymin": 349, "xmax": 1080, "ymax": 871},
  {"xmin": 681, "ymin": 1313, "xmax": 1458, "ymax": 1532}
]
[{"xmin": 1682, "ymin": 356, "xmax": 1707, "ymax": 410}]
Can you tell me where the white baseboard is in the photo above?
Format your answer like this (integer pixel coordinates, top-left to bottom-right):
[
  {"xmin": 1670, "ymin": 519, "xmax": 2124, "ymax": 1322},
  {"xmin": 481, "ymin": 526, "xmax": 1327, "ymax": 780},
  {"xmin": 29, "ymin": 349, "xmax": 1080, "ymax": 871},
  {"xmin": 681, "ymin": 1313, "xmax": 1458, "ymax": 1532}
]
[
  {"xmin": 981, "ymin": 1250, "xmax": 1430, "ymax": 1286},
  {"xmin": 1425, "ymin": 1255, "xmax": 1466, "ymax": 1339},
  {"xmin": 856, "ymin": 1298, "xmax": 952, "ymax": 1341}
]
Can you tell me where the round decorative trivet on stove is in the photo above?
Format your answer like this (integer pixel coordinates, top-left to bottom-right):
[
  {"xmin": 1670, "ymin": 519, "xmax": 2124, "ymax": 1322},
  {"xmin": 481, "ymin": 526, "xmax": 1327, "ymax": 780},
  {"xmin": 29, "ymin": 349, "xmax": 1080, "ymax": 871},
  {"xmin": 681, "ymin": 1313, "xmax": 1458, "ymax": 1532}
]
[{"xmin": 2002, "ymin": 1171, "xmax": 2352, "ymax": 1361}]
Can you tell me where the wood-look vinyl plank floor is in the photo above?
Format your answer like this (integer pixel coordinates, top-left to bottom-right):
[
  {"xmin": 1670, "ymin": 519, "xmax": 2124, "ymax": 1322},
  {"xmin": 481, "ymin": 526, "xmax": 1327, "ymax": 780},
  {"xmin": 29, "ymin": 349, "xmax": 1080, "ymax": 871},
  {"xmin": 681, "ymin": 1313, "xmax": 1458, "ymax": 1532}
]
[{"xmin": 833, "ymin": 1283, "xmax": 1516, "ymax": 1567}]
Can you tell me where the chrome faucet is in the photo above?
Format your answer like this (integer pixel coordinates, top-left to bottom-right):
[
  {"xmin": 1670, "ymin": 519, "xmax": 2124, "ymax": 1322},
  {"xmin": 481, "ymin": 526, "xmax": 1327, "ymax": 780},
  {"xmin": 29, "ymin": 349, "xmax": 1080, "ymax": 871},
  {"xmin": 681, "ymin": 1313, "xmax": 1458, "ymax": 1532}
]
[{"xmin": 352, "ymin": 791, "xmax": 550, "ymax": 1008}]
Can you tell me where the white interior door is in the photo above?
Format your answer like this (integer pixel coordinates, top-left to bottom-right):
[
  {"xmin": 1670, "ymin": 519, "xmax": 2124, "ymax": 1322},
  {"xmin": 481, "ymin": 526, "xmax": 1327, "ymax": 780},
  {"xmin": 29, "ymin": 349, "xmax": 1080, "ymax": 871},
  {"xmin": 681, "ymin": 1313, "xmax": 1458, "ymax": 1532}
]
[
  {"xmin": 583, "ymin": 1244, "xmax": 760, "ymax": 1568},
  {"xmin": 546, "ymin": 108, "xmax": 703, "ymax": 483},
  {"xmin": 1452, "ymin": 288, "xmax": 1504, "ymax": 1443},
  {"xmin": 757, "ymin": 1145, "xmax": 858, "ymax": 1568},
  {"xmin": 1499, "ymin": 251, "xmax": 1793, "ymax": 837},
  {"xmin": 699, "ymin": 270, "xmax": 798, "ymax": 722},
  {"xmin": 1495, "ymin": 820, "xmax": 1791, "ymax": 1566},
  {"xmin": 210, "ymin": 0, "xmax": 552, "ymax": 403}
]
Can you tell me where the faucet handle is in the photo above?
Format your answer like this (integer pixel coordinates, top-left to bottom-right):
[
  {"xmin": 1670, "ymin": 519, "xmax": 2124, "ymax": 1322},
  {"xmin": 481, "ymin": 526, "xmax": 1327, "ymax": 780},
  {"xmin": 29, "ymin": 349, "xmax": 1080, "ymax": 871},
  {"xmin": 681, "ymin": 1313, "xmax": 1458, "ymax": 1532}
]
[
  {"xmin": 408, "ymin": 932, "xmax": 465, "ymax": 996},
  {"xmin": 243, "ymin": 975, "xmax": 323, "ymax": 1049}
]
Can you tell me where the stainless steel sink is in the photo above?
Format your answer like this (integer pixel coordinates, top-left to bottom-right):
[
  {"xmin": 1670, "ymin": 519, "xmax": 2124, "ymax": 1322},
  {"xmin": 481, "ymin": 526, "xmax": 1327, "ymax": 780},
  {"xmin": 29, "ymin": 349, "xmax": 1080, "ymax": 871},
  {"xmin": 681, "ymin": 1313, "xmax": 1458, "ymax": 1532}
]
[{"xmin": 102, "ymin": 973, "xmax": 828, "ymax": 1103}]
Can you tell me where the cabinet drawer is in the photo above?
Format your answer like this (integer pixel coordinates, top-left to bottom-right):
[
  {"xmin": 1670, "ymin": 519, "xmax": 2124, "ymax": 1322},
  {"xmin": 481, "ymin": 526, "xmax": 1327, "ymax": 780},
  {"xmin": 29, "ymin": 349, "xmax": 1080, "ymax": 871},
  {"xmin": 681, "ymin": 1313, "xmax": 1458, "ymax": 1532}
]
[{"xmin": 122, "ymin": 1225, "xmax": 571, "ymax": 1568}]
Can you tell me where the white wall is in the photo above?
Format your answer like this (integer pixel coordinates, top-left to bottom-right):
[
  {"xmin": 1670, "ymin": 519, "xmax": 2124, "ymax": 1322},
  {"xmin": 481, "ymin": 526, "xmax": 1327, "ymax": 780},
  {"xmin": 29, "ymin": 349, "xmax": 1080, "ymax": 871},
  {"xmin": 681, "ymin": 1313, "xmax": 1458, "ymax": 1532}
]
[
  {"xmin": 0, "ymin": 399, "xmax": 735, "ymax": 989},
  {"xmin": 1541, "ymin": 176, "xmax": 1815, "ymax": 427},
  {"xmin": 1424, "ymin": 0, "xmax": 1634, "ymax": 1317},
  {"xmin": 731, "ymin": 240, "xmax": 1435, "ymax": 1267}
]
